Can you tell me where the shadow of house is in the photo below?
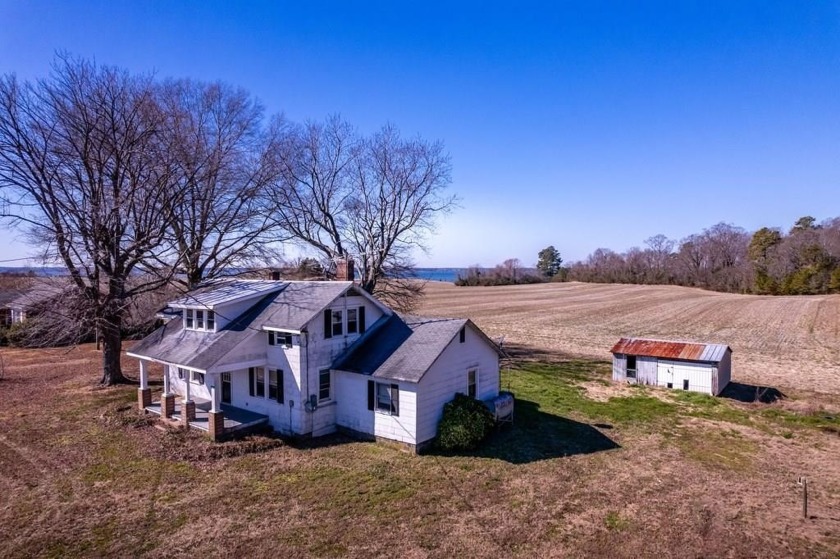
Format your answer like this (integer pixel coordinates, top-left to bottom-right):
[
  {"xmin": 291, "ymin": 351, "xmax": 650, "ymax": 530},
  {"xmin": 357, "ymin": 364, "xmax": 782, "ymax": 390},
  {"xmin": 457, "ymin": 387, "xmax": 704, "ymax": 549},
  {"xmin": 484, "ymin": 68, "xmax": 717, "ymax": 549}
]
[
  {"xmin": 719, "ymin": 381, "xmax": 785, "ymax": 404},
  {"xmin": 431, "ymin": 398, "xmax": 620, "ymax": 464}
]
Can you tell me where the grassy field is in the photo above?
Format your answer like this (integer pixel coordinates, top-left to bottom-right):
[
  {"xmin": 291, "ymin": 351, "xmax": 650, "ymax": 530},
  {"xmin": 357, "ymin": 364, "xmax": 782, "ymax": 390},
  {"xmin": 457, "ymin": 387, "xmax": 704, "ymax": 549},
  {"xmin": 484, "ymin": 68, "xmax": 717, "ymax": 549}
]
[
  {"xmin": 419, "ymin": 281, "xmax": 840, "ymax": 395},
  {"xmin": 0, "ymin": 343, "xmax": 838, "ymax": 558}
]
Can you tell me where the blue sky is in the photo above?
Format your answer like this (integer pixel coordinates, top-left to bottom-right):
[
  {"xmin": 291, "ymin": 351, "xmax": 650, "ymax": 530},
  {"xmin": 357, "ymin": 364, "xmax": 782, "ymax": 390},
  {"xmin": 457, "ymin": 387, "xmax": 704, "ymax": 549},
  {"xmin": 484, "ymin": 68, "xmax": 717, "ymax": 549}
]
[{"xmin": 1, "ymin": 1, "xmax": 838, "ymax": 267}]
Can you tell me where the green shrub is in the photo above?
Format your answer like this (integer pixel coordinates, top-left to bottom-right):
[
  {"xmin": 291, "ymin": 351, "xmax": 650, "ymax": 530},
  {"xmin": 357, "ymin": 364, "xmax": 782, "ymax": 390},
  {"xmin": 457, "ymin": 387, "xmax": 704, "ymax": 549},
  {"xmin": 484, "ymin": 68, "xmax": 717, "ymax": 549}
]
[{"xmin": 437, "ymin": 393, "xmax": 495, "ymax": 451}]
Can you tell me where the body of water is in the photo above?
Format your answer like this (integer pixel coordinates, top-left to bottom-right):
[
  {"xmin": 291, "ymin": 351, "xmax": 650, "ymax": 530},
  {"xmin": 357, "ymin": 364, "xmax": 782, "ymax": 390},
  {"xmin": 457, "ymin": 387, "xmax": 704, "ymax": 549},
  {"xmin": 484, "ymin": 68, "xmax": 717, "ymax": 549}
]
[
  {"xmin": 0, "ymin": 266, "xmax": 66, "ymax": 276},
  {"xmin": 414, "ymin": 268, "xmax": 465, "ymax": 282}
]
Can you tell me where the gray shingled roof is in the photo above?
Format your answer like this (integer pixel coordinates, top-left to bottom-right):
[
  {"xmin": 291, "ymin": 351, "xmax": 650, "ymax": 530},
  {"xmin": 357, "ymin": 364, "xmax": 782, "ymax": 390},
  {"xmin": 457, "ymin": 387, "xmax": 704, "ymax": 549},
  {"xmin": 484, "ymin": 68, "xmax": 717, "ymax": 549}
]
[
  {"xmin": 250, "ymin": 281, "xmax": 353, "ymax": 331},
  {"xmin": 332, "ymin": 314, "xmax": 471, "ymax": 383},
  {"xmin": 0, "ymin": 289, "xmax": 24, "ymax": 307},
  {"xmin": 128, "ymin": 316, "xmax": 260, "ymax": 371},
  {"xmin": 129, "ymin": 281, "xmax": 355, "ymax": 371},
  {"xmin": 6, "ymin": 281, "xmax": 68, "ymax": 310}
]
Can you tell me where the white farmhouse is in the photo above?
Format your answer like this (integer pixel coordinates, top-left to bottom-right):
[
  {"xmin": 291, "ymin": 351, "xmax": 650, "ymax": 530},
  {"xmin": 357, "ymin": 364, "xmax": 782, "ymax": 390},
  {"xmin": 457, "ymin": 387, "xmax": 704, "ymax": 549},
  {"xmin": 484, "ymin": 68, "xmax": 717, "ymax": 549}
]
[
  {"xmin": 128, "ymin": 277, "xmax": 502, "ymax": 452},
  {"xmin": 611, "ymin": 337, "xmax": 732, "ymax": 396}
]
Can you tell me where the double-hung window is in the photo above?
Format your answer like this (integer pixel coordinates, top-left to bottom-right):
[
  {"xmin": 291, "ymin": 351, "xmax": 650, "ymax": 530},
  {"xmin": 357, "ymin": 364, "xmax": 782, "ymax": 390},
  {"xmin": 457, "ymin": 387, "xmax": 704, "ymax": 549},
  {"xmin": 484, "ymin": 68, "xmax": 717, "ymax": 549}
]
[
  {"xmin": 347, "ymin": 308, "xmax": 358, "ymax": 334},
  {"xmin": 467, "ymin": 369, "xmax": 478, "ymax": 399},
  {"xmin": 319, "ymin": 369, "xmax": 331, "ymax": 401},
  {"xmin": 331, "ymin": 310, "xmax": 343, "ymax": 336},
  {"xmin": 206, "ymin": 311, "xmax": 215, "ymax": 331},
  {"xmin": 195, "ymin": 310, "xmax": 205, "ymax": 330},
  {"xmin": 177, "ymin": 367, "xmax": 186, "ymax": 380},
  {"xmin": 249, "ymin": 367, "xmax": 266, "ymax": 397},
  {"xmin": 185, "ymin": 309, "xmax": 194, "ymax": 329},
  {"xmin": 191, "ymin": 370, "xmax": 205, "ymax": 385},
  {"xmin": 368, "ymin": 381, "xmax": 399, "ymax": 416}
]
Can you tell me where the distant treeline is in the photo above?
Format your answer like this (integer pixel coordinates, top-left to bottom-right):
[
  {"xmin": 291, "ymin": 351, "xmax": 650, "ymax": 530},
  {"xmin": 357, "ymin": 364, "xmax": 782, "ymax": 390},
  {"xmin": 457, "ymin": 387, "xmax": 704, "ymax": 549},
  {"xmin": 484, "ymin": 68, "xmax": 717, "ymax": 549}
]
[
  {"xmin": 455, "ymin": 260, "xmax": 547, "ymax": 286},
  {"xmin": 567, "ymin": 216, "xmax": 840, "ymax": 295}
]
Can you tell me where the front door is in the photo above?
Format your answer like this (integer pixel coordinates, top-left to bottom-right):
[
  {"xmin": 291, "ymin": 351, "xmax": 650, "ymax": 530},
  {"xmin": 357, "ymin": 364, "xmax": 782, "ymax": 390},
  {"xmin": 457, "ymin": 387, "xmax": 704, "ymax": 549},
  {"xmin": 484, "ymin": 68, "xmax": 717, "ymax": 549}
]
[{"xmin": 221, "ymin": 372, "xmax": 232, "ymax": 404}]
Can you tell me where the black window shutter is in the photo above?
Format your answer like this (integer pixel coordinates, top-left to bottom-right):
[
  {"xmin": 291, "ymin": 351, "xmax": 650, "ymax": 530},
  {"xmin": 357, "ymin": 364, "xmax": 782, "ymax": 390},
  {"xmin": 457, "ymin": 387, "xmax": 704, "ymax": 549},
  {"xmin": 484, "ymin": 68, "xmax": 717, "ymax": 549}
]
[
  {"xmin": 248, "ymin": 368, "xmax": 255, "ymax": 397},
  {"xmin": 391, "ymin": 384, "xmax": 399, "ymax": 416},
  {"xmin": 359, "ymin": 306, "xmax": 366, "ymax": 333},
  {"xmin": 268, "ymin": 331, "xmax": 275, "ymax": 345},
  {"xmin": 277, "ymin": 370, "xmax": 284, "ymax": 404},
  {"xmin": 459, "ymin": 326, "xmax": 466, "ymax": 343},
  {"xmin": 324, "ymin": 309, "xmax": 332, "ymax": 339},
  {"xmin": 367, "ymin": 380, "xmax": 375, "ymax": 411}
]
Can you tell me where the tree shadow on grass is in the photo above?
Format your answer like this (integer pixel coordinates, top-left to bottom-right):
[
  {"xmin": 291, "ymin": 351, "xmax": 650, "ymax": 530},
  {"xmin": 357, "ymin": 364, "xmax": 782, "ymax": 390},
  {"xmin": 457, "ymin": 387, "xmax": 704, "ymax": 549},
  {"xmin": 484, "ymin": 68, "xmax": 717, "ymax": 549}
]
[
  {"xmin": 431, "ymin": 398, "xmax": 620, "ymax": 464},
  {"xmin": 720, "ymin": 381, "xmax": 785, "ymax": 404},
  {"xmin": 499, "ymin": 341, "xmax": 566, "ymax": 362}
]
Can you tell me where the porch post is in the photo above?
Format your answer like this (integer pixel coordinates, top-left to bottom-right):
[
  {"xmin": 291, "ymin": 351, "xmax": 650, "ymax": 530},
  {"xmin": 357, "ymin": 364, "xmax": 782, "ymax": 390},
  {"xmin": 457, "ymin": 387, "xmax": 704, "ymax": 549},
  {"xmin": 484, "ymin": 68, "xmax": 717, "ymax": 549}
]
[
  {"xmin": 210, "ymin": 376, "xmax": 221, "ymax": 413},
  {"xmin": 161, "ymin": 365, "xmax": 175, "ymax": 419},
  {"xmin": 137, "ymin": 360, "xmax": 151, "ymax": 410},
  {"xmin": 182, "ymin": 372, "xmax": 195, "ymax": 426},
  {"xmin": 207, "ymin": 373, "xmax": 225, "ymax": 441}
]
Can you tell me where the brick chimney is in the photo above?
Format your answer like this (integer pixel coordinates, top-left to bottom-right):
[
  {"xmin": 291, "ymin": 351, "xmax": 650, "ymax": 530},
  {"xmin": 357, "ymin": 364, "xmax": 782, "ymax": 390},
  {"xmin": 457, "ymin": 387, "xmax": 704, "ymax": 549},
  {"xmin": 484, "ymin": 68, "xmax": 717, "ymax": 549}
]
[{"xmin": 335, "ymin": 258, "xmax": 354, "ymax": 281}]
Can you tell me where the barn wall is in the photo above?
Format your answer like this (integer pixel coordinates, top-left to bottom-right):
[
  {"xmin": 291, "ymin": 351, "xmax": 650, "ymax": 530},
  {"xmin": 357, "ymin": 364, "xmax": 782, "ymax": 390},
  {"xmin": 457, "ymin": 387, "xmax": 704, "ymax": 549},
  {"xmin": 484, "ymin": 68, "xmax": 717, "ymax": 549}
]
[
  {"xmin": 636, "ymin": 356, "xmax": 658, "ymax": 386},
  {"xmin": 657, "ymin": 359, "xmax": 714, "ymax": 395},
  {"xmin": 715, "ymin": 350, "xmax": 732, "ymax": 395},
  {"xmin": 612, "ymin": 354, "xmax": 626, "ymax": 381}
]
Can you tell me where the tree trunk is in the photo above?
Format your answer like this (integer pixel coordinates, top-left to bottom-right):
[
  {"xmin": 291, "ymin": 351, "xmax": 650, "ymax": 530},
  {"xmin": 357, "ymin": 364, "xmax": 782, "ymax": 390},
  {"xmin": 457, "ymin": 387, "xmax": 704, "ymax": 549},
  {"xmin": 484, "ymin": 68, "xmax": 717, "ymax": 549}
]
[{"xmin": 99, "ymin": 315, "xmax": 127, "ymax": 385}]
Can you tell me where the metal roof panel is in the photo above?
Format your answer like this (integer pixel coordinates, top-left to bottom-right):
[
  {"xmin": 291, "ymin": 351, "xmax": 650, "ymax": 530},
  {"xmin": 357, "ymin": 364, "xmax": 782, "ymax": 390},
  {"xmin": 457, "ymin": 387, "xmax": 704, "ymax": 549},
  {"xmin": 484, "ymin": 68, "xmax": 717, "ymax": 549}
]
[{"xmin": 611, "ymin": 337, "xmax": 730, "ymax": 363}]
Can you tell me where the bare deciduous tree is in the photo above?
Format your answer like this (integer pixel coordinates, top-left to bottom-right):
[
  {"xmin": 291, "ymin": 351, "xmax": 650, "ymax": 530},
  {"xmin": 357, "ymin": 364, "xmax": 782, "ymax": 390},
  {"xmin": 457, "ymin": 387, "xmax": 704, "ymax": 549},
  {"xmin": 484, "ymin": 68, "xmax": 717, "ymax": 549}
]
[
  {"xmin": 158, "ymin": 80, "xmax": 280, "ymax": 289},
  {"xmin": 269, "ymin": 117, "xmax": 455, "ymax": 310},
  {"xmin": 0, "ymin": 56, "xmax": 175, "ymax": 384}
]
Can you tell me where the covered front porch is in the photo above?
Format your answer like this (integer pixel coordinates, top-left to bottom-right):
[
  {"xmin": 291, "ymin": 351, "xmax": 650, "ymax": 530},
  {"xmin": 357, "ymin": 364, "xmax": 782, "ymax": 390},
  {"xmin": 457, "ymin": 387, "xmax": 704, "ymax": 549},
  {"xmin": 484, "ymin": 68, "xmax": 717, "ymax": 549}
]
[
  {"xmin": 145, "ymin": 399, "xmax": 269, "ymax": 436},
  {"xmin": 136, "ymin": 360, "xmax": 268, "ymax": 441}
]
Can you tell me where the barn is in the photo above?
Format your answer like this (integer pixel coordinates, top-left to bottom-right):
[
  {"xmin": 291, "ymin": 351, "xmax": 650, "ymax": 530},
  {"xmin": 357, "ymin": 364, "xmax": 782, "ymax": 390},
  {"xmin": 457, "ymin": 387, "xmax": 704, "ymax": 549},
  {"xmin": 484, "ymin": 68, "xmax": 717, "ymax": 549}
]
[{"xmin": 611, "ymin": 338, "xmax": 732, "ymax": 396}]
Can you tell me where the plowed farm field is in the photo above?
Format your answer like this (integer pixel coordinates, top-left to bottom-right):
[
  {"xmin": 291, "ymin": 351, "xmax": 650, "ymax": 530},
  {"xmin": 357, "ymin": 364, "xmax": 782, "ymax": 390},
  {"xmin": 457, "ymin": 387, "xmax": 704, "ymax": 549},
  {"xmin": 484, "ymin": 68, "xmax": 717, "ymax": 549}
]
[{"xmin": 419, "ymin": 281, "xmax": 840, "ymax": 394}]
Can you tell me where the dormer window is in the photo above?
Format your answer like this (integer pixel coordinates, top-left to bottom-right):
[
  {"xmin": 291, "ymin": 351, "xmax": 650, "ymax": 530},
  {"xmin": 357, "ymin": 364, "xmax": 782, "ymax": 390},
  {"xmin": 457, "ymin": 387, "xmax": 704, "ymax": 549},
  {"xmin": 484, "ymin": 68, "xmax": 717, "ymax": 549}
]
[
  {"xmin": 268, "ymin": 331, "xmax": 293, "ymax": 348},
  {"xmin": 184, "ymin": 308, "xmax": 215, "ymax": 331}
]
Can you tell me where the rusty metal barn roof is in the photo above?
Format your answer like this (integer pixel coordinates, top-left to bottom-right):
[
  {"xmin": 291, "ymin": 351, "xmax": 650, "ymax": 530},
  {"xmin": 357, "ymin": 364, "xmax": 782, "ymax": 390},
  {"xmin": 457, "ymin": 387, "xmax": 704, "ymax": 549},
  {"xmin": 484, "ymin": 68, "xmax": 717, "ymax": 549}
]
[{"xmin": 610, "ymin": 338, "xmax": 730, "ymax": 363}]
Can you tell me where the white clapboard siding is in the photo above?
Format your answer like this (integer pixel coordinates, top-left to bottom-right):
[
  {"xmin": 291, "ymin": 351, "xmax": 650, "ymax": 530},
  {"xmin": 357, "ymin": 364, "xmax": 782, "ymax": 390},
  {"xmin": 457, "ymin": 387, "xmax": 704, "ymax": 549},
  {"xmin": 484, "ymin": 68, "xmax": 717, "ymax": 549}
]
[
  {"xmin": 334, "ymin": 372, "xmax": 418, "ymax": 444},
  {"xmin": 415, "ymin": 326, "xmax": 500, "ymax": 445}
]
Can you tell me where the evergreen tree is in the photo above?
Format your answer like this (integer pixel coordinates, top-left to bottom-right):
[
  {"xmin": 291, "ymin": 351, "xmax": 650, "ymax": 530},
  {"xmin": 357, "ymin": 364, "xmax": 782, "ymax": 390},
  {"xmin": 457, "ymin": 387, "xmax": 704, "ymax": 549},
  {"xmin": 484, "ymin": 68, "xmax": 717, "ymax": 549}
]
[{"xmin": 537, "ymin": 246, "xmax": 563, "ymax": 278}]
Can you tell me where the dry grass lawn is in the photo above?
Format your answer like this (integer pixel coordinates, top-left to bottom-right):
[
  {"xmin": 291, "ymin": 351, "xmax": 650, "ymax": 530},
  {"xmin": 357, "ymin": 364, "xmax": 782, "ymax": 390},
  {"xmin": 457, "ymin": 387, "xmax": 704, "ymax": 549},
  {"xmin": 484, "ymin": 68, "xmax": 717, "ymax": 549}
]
[{"xmin": 1, "ymin": 336, "xmax": 839, "ymax": 557}]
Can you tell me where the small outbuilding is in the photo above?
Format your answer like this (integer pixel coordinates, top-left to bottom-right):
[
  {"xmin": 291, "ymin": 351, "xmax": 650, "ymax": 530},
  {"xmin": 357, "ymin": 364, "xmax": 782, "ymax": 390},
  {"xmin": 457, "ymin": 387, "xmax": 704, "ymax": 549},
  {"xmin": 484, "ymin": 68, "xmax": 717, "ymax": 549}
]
[{"xmin": 611, "ymin": 337, "xmax": 732, "ymax": 396}]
